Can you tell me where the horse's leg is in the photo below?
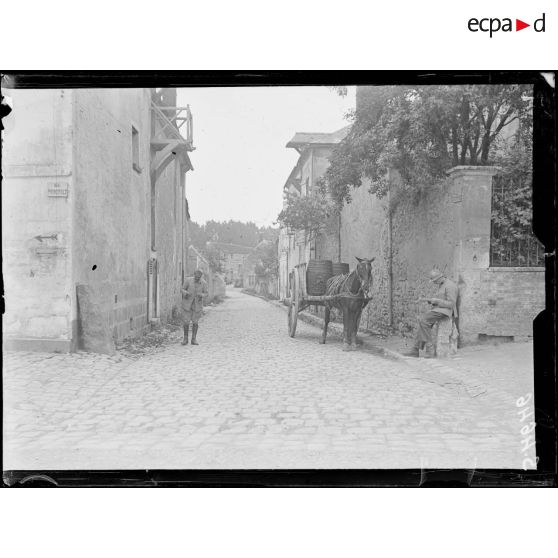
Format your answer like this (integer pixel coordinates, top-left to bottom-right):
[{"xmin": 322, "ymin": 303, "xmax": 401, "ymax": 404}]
[
  {"xmin": 320, "ymin": 306, "xmax": 330, "ymax": 344},
  {"xmin": 353, "ymin": 308, "xmax": 363, "ymax": 348},
  {"xmin": 342, "ymin": 306, "xmax": 351, "ymax": 351},
  {"xmin": 354, "ymin": 306, "xmax": 364, "ymax": 346},
  {"xmin": 348, "ymin": 308, "xmax": 358, "ymax": 349},
  {"xmin": 346, "ymin": 307, "xmax": 357, "ymax": 351}
]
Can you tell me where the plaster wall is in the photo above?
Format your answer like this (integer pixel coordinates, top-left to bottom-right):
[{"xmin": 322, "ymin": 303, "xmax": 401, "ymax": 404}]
[
  {"xmin": 72, "ymin": 88, "xmax": 151, "ymax": 343},
  {"xmin": 153, "ymin": 159, "xmax": 185, "ymax": 322},
  {"xmin": 2, "ymin": 89, "xmax": 74, "ymax": 350}
]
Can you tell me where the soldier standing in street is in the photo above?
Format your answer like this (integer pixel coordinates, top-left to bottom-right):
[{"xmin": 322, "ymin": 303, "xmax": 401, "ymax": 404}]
[
  {"xmin": 403, "ymin": 268, "xmax": 458, "ymax": 357},
  {"xmin": 181, "ymin": 269, "xmax": 208, "ymax": 345}
]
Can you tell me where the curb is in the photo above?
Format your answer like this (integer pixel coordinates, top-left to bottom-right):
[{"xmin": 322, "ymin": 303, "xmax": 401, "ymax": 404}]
[
  {"xmin": 270, "ymin": 299, "xmax": 402, "ymax": 361},
  {"xmin": 261, "ymin": 296, "xmax": 498, "ymax": 399}
]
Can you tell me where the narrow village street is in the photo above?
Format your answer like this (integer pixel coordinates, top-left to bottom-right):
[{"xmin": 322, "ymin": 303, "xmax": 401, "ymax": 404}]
[{"xmin": 3, "ymin": 289, "xmax": 535, "ymax": 471}]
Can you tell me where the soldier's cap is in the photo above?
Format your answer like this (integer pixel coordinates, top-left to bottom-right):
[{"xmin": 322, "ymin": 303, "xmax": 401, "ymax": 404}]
[{"xmin": 429, "ymin": 269, "xmax": 444, "ymax": 282}]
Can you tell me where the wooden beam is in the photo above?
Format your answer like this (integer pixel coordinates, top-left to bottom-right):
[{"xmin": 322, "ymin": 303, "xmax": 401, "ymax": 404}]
[{"xmin": 151, "ymin": 140, "xmax": 188, "ymax": 183}]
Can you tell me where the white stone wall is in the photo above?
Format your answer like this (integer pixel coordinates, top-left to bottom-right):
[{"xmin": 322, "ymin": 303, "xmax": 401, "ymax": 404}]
[{"xmin": 2, "ymin": 89, "xmax": 74, "ymax": 350}]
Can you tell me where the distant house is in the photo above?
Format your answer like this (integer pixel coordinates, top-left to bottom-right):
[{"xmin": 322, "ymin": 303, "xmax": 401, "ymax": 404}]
[
  {"xmin": 278, "ymin": 126, "xmax": 349, "ymax": 301},
  {"xmin": 206, "ymin": 241, "xmax": 255, "ymax": 286},
  {"xmin": 243, "ymin": 239, "xmax": 279, "ymax": 298}
]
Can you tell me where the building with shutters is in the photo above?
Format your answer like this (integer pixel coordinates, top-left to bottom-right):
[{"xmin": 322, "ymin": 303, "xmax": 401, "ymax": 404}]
[{"xmin": 2, "ymin": 86, "xmax": 196, "ymax": 353}]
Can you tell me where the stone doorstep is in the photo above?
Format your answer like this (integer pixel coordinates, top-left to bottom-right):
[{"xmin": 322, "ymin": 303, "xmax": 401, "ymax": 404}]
[{"xmin": 3, "ymin": 337, "xmax": 72, "ymax": 353}]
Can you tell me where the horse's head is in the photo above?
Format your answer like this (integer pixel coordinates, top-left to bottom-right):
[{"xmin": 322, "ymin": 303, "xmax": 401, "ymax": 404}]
[{"xmin": 355, "ymin": 257, "xmax": 375, "ymax": 299}]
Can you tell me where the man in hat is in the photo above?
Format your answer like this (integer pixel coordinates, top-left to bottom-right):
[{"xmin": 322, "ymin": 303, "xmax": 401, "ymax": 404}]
[
  {"xmin": 181, "ymin": 269, "xmax": 208, "ymax": 345},
  {"xmin": 403, "ymin": 268, "xmax": 458, "ymax": 357}
]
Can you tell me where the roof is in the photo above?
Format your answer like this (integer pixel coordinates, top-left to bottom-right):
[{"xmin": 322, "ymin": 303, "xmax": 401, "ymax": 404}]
[
  {"xmin": 286, "ymin": 126, "xmax": 350, "ymax": 149},
  {"xmin": 188, "ymin": 245, "xmax": 208, "ymax": 264}
]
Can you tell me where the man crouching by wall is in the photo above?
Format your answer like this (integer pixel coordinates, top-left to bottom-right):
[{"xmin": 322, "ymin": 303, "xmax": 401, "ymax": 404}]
[
  {"xmin": 403, "ymin": 268, "xmax": 458, "ymax": 358},
  {"xmin": 181, "ymin": 269, "xmax": 208, "ymax": 345}
]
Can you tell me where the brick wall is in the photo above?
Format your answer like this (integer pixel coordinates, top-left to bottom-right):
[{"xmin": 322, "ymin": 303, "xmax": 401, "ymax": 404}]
[{"xmin": 479, "ymin": 268, "xmax": 544, "ymax": 338}]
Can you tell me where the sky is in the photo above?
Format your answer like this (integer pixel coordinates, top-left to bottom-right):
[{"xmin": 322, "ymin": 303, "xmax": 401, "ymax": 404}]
[{"xmin": 177, "ymin": 86, "xmax": 355, "ymax": 227}]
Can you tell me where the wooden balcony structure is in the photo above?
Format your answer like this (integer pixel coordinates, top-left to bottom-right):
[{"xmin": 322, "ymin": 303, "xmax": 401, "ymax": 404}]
[{"xmin": 150, "ymin": 101, "xmax": 195, "ymax": 184}]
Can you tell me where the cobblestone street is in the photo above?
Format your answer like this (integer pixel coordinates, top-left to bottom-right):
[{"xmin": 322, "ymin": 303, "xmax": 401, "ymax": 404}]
[{"xmin": 3, "ymin": 289, "xmax": 536, "ymax": 470}]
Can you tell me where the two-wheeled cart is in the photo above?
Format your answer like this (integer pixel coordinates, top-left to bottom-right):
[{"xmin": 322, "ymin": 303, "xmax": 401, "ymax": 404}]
[{"xmin": 287, "ymin": 262, "xmax": 364, "ymax": 338}]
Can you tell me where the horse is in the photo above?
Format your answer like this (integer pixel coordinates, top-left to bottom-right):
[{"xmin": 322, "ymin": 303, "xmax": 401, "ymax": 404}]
[{"xmin": 320, "ymin": 257, "xmax": 375, "ymax": 351}]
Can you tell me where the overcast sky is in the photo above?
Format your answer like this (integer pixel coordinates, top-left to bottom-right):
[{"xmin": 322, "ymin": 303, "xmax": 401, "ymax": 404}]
[{"xmin": 177, "ymin": 86, "xmax": 355, "ymax": 227}]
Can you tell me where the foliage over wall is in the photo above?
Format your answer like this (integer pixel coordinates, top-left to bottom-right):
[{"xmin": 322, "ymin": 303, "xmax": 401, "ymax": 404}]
[
  {"xmin": 276, "ymin": 190, "xmax": 338, "ymax": 233},
  {"xmin": 320, "ymin": 84, "xmax": 533, "ymax": 205},
  {"xmin": 489, "ymin": 113, "xmax": 541, "ymax": 265},
  {"xmin": 253, "ymin": 240, "xmax": 279, "ymax": 281},
  {"xmin": 204, "ymin": 243, "xmax": 225, "ymax": 273}
]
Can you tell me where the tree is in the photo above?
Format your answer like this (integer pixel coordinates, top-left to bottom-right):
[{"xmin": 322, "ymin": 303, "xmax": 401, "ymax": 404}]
[
  {"xmin": 489, "ymin": 110, "xmax": 541, "ymax": 265},
  {"xmin": 190, "ymin": 219, "xmax": 278, "ymax": 251},
  {"xmin": 204, "ymin": 243, "xmax": 224, "ymax": 273},
  {"xmin": 276, "ymin": 190, "xmax": 338, "ymax": 234},
  {"xmin": 322, "ymin": 84, "xmax": 533, "ymax": 204},
  {"xmin": 254, "ymin": 239, "xmax": 279, "ymax": 280}
]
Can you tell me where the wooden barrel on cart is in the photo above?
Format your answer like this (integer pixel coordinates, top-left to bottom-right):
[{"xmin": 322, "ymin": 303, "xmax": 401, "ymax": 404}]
[
  {"xmin": 331, "ymin": 262, "xmax": 350, "ymax": 276},
  {"xmin": 306, "ymin": 259, "xmax": 334, "ymax": 295}
]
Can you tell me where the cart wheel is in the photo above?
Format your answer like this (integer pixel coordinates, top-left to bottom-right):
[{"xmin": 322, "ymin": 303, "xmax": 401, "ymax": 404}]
[{"xmin": 288, "ymin": 272, "xmax": 300, "ymax": 337}]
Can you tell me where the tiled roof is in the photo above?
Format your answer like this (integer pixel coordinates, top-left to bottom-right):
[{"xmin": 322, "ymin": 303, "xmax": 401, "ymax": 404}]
[{"xmin": 286, "ymin": 126, "xmax": 350, "ymax": 149}]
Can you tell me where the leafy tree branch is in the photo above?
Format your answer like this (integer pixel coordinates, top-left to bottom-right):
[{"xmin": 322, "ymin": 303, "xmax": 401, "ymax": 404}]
[{"xmin": 321, "ymin": 84, "xmax": 533, "ymax": 205}]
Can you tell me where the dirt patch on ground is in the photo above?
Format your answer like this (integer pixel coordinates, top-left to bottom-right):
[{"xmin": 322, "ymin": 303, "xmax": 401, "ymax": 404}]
[
  {"xmin": 116, "ymin": 320, "xmax": 183, "ymax": 359},
  {"xmin": 116, "ymin": 299, "xmax": 226, "ymax": 359}
]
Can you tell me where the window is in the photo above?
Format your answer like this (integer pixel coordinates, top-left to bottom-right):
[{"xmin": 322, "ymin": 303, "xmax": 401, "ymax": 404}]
[
  {"xmin": 132, "ymin": 125, "xmax": 141, "ymax": 173},
  {"xmin": 490, "ymin": 175, "xmax": 544, "ymax": 267}
]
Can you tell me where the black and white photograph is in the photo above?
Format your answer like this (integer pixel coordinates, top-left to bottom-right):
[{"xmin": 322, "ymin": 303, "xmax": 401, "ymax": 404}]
[{"xmin": 2, "ymin": 74, "xmax": 553, "ymax": 477}]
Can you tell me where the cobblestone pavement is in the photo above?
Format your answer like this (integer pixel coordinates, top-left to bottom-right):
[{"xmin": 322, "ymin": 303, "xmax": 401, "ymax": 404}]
[{"xmin": 3, "ymin": 289, "xmax": 536, "ymax": 470}]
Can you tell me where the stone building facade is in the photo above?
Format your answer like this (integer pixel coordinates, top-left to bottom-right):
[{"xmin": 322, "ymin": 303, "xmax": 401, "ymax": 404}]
[
  {"xmin": 278, "ymin": 127, "xmax": 348, "ymax": 300},
  {"xmin": 278, "ymin": 87, "xmax": 544, "ymax": 345},
  {"xmin": 206, "ymin": 241, "xmax": 254, "ymax": 286},
  {"xmin": 2, "ymin": 87, "xmax": 195, "ymax": 352}
]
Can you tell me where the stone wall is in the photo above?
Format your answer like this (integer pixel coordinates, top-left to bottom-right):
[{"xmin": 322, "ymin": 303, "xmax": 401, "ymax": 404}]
[
  {"xmin": 2, "ymin": 89, "xmax": 74, "ymax": 351},
  {"xmin": 338, "ymin": 180, "xmax": 391, "ymax": 333},
  {"xmin": 388, "ymin": 173, "xmax": 461, "ymax": 336},
  {"xmin": 72, "ymin": 88, "xmax": 152, "ymax": 345},
  {"xmin": 335, "ymin": 166, "xmax": 545, "ymax": 343},
  {"xmin": 446, "ymin": 166, "xmax": 544, "ymax": 343}
]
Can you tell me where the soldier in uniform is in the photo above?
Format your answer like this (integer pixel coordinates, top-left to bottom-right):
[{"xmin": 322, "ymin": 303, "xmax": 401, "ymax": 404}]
[
  {"xmin": 181, "ymin": 269, "xmax": 208, "ymax": 345},
  {"xmin": 403, "ymin": 268, "xmax": 458, "ymax": 357}
]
